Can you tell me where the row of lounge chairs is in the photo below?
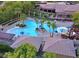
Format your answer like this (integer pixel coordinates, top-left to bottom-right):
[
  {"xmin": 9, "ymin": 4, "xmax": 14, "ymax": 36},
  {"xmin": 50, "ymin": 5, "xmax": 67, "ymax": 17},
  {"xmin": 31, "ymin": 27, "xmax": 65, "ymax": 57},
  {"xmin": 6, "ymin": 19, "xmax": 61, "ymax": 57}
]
[
  {"xmin": 1, "ymin": 18, "xmax": 19, "ymax": 26},
  {"xmin": 61, "ymin": 33, "xmax": 79, "ymax": 40},
  {"xmin": 0, "ymin": 32, "xmax": 15, "ymax": 45},
  {"xmin": 0, "ymin": 32, "xmax": 15, "ymax": 40}
]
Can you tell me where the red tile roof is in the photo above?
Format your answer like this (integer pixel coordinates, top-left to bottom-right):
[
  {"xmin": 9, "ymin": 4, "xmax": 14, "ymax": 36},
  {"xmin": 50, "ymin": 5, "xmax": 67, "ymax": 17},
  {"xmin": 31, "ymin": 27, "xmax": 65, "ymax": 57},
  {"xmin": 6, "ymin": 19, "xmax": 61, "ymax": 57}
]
[
  {"xmin": 39, "ymin": 3, "xmax": 79, "ymax": 13},
  {"xmin": 43, "ymin": 39, "xmax": 76, "ymax": 57},
  {"xmin": 11, "ymin": 36, "xmax": 42, "ymax": 51}
]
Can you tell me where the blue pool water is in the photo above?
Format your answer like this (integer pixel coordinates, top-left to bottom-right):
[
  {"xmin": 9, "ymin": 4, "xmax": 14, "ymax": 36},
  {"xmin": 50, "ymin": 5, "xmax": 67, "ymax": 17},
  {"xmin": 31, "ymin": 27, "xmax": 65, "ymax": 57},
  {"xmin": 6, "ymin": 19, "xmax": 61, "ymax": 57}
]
[{"xmin": 6, "ymin": 20, "xmax": 68, "ymax": 37}]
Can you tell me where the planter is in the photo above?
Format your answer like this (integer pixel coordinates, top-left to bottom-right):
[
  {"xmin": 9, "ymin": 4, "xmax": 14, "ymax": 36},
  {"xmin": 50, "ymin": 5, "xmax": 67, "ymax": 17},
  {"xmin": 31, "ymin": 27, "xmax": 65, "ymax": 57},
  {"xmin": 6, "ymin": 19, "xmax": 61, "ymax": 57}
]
[
  {"xmin": 72, "ymin": 24, "xmax": 79, "ymax": 32},
  {"xmin": 36, "ymin": 27, "xmax": 45, "ymax": 32},
  {"xmin": 16, "ymin": 24, "xmax": 26, "ymax": 28},
  {"xmin": 36, "ymin": 28, "xmax": 39, "ymax": 31}
]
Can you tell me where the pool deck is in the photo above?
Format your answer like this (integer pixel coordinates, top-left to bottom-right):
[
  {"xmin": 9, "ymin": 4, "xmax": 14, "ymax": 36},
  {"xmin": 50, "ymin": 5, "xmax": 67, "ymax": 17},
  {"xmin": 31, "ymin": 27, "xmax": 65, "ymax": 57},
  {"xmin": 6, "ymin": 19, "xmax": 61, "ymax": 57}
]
[
  {"xmin": 2, "ymin": 18, "xmax": 73, "ymax": 32},
  {"xmin": 0, "ymin": 17, "xmax": 74, "ymax": 41}
]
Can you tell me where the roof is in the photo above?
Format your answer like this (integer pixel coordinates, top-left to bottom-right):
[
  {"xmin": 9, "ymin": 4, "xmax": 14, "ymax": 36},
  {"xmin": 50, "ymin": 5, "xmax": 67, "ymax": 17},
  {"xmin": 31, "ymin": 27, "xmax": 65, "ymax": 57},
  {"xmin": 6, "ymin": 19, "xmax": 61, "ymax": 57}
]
[
  {"xmin": 43, "ymin": 39, "xmax": 76, "ymax": 57},
  {"xmin": 39, "ymin": 3, "xmax": 79, "ymax": 13},
  {"xmin": 11, "ymin": 36, "xmax": 43, "ymax": 51},
  {"xmin": 0, "ymin": 32, "xmax": 15, "ymax": 40}
]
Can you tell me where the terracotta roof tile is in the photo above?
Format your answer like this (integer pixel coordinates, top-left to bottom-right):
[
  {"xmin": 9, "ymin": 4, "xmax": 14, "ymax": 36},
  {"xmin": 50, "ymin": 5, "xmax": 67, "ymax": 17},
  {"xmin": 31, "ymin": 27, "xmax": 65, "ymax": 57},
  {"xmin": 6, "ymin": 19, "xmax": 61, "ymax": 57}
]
[
  {"xmin": 39, "ymin": 3, "xmax": 79, "ymax": 12},
  {"xmin": 11, "ymin": 36, "xmax": 42, "ymax": 51},
  {"xmin": 43, "ymin": 39, "xmax": 76, "ymax": 57}
]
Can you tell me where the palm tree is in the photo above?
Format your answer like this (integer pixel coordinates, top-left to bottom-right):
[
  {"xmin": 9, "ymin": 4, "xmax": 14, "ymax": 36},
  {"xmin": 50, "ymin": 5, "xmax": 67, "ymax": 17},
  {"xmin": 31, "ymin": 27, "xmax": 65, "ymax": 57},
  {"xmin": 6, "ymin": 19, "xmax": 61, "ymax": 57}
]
[
  {"xmin": 47, "ymin": 21, "xmax": 52, "ymax": 36},
  {"xmin": 35, "ymin": 17, "xmax": 39, "ymax": 30},
  {"xmin": 14, "ymin": 8, "xmax": 22, "ymax": 20},
  {"xmin": 72, "ymin": 11, "xmax": 79, "ymax": 25},
  {"xmin": 22, "ymin": 2, "xmax": 36, "ymax": 17},
  {"xmin": 69, "ymin": 11, "xmax": 79, "ymax": 38},
  {"xmin": 51, "ymin": 22, "xmax": 56, "ymax": 37},
  {"xmin": 18, "ymin": 13, "xmax": 26, "ymax": 35},
  {"xmin": 47, "ymin": 21, "xmax": 56, "ymax": 37},
  {"xmin": 40, "ymin": 16, "xmax": 46, "ymax": 30},
  {"xmin": 19, "ymin": 13, "xmax": 26, "ymax": 24}
]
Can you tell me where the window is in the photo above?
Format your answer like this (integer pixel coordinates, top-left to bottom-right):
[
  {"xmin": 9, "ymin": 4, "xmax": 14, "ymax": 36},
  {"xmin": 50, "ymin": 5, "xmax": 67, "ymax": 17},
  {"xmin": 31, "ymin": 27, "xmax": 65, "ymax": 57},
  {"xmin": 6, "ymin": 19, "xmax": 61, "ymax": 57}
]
[
  {"xmin": 40, "ymin": 8, "xmax": 43, "ymax": 10},
  {"xmin": 52, "ymin": 9, "xmax": 56, "ymax": 13},
  {"xmin": 44, "ymin": 9, "xmax": 47, "ymax": 12},
  {"xmin": 48, "ymin": 10, "xmax": 51, "ymax": 12},
  {"xmin": 66, "ymin": 15, "xmax": 71, "ymax": 18}
]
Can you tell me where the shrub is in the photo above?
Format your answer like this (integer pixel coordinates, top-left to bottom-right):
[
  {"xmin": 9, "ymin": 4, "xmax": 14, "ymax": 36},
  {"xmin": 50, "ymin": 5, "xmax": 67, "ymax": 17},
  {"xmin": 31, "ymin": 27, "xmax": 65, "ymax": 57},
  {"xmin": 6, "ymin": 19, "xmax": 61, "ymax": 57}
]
[
  {"xmin": 43, "ymin": 52, "xmax": 57, "ymax": 58},
  {"xmin": 16, "ymin": 24, "xmax": 26, "ymax": 28},
  {"xmin": 77, "ymin": 48, "xmax": 79, "ymax": 57},
  {"xmin": 0, "ymin": 44, "xmax": 14, "ymax": 53},
  {"xmin": 0, "ymin": 44, "xmax": 14, "ymax": 57},
  {"xmin": 4, "ymin": 43, "xmax": 37, "ymax": 58},
  {"xmin": 36, "ymin": 28, "xmax": 39, "ymax": 31}
]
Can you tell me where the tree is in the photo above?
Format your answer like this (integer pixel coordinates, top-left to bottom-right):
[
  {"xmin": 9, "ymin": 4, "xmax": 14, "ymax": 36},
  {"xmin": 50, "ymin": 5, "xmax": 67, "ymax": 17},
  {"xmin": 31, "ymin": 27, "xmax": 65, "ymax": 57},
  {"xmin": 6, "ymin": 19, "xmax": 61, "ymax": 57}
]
[
  {"xmin": 0, "ymin": 1, "xmax": 22, "ymax": 25},
  {"xmin": 35, "ymin": 17, "xmax": 39, "ymax": 29},
  {"xmin": 34, "ymin": 10, "xmax": 40, "ymax": 19},
  {"xmin": 0, "ymin": 1, "xmax": 36, "ymax": 25},
  {"xmin": 40, "ymin": 16, "xmax": 47, "ymax": 29},
  {"xmin": 47, "ymin": 20, "xmax": 52, "ymax": 36},
  {"xmin": 4, "ymin": 43, "xmax": 37, "ymax": 58},
  {"xmin": 72, "ymin": 11, "xmax": 79, "ymax": 25},
  {"xmin": 70, "ymin": 11, "xmax": 79, "ymax": 36},
  {"xmin": 51, "ymin": 22, "xmax": 56, "ymax": 37},
  {"xmin": 75, "ymin": 47, "xmax": 79, "ymax": 57},
  {"xmin": 0, "ymin": 44, "xmax": 14, "ymax": 57},
  {"xmin": 22, "ymin": 1, "xmax": 36, "ymax": 16},
  {"xmin": 0, "ymin": 1, "xmax": 38, "ymax": 27},
  {"xmin": 43, "ymin": 52, "xmax": 57, "ymax": 58},
  {"xmin": 4, "ymin": 1, "xmax": 23, "ymax": 19},
  {"xmin": 16, "ymin": 13, "xmax": 26, "ymax": 28},
  {"xmin": 14, "ymin": 8, "xmax": 22, "ymax": 20},
  {"xmin": 47, "ymin": 21, "xmax": 56, "ymax": 37},
  {"xmin": 19, "ymin": 13, "xmax": 26, "ymax": 24}
]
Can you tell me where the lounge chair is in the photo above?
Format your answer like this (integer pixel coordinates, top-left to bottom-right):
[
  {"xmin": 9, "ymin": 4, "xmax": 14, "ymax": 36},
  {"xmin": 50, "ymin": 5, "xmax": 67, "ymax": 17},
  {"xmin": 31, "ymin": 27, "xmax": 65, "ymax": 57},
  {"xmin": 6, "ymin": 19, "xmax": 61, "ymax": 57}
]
[{"xmin": 61, "ymin": 34, "xmax": 69, "ymax": 39}]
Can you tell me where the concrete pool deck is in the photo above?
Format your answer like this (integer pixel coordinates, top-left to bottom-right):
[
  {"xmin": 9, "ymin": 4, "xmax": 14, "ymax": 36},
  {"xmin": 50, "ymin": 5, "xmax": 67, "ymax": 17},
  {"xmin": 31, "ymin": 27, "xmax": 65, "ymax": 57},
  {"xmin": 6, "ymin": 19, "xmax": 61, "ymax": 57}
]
[
  {"xmin": 0, "ymin": 17, "xmax": 74, "ymax": 39},
  {"xmin": 3, "ymin": 18, "xmax": 73, "ymax": 32},
  {"xmin": 0, "ymin": 18, "xmax": 73, "ymax": 42}
]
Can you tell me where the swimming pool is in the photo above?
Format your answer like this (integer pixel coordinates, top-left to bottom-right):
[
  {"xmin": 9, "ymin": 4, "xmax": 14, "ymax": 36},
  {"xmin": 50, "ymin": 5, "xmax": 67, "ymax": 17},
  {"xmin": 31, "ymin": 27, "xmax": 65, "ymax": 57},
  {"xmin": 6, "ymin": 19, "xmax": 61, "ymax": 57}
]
[{"xmin": 6, "ymin": 20, "xmax": 68, "ymax": 37}]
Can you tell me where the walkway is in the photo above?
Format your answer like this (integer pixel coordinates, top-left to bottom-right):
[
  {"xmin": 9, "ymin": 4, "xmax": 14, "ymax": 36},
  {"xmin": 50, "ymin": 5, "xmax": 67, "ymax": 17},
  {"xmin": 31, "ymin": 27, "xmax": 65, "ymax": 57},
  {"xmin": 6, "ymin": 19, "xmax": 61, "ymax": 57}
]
[{"xmin": 54, "ymin": 20, "xmax": 73, "ymax": 27}]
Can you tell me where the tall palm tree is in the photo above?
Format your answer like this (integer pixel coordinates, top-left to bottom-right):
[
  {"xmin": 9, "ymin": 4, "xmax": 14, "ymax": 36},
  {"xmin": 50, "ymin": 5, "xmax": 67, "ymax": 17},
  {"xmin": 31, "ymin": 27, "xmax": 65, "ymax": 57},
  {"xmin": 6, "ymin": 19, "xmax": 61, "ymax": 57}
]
[
  {"xmin": 47, "ymin": 21, "xmax": 52, "ymax": 36},
  {"xmin": 51, "ymin": 22, "xmax": 56, "ymax": 37},
  {"xmin": 14, "ymin": 8, "xmax": 22, "ymax": 20},
  {"xmin": 22, "ymin": 1, "xmax": 36, "ymax": 17},
  {"xmin": 35, "ymin": 17, "xmax": 39, "ymax": 28},
  {"xmin": 19, "ymin": 13, "xmax": 26, "ymax": 25},
  {"xmin": 40, "ymin": 16, "xmax": 46, "ymax": 29},
  {"xmin": 72, "ymin": 11, "xmax": 79, "ymax": 25},
  {"xmin": 47, "ymin": 21, "xmax": 56, "ymax": 37},
  {"xmin": 69, "ymin": 11, "xmax": 79, "ymax": 38}
]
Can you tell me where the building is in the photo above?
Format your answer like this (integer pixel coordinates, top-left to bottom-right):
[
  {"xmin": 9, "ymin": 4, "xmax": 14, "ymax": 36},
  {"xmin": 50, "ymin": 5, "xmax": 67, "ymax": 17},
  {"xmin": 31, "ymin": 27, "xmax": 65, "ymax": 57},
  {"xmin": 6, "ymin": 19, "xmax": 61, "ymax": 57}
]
[
  {"xmin": 43, "ymin": 39, "xmax": 76, "ymax": 57},
  {"xmin": 38, "ymin": 2, "xmax": 79, "ymax": 20},
  {"xmin": 11, "ymin": 36, "xmax": 43, "ymax": 51}
]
